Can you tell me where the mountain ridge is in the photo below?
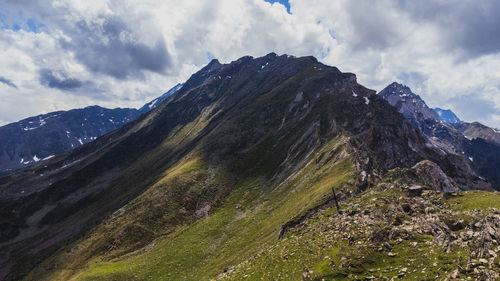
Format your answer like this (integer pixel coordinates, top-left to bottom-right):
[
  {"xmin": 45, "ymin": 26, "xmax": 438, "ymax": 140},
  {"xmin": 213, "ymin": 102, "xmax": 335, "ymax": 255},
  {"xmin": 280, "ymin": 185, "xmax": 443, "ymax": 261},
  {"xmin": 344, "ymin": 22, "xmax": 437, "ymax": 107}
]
[{"xmin": 0, "ymin": 54, "xmax": 497, "ymax": 280}]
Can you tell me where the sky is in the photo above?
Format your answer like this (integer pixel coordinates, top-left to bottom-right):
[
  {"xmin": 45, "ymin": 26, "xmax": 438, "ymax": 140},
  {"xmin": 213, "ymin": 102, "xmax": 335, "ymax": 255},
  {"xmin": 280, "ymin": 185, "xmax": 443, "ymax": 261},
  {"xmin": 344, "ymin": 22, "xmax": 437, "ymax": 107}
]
[{"xmin": 1, "ymin": 0, "xmax": 500, "ymax": 128}]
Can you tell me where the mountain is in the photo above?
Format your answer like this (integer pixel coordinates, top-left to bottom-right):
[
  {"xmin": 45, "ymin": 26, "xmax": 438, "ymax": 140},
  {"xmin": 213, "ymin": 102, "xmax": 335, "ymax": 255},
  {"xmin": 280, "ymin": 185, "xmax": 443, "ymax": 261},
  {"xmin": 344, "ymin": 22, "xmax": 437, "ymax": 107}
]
[
  {"xmin": 379, "ymin": 82, "xmax": 500, "ymax": 189},
  {"xmin": 0, "ymin": 54, "xmax": 497, "ymax": 281},
  {"xmin": 0, "ymin": 84, "xmax": 183, "ymax": 173},
  {"xmin": 138, "ymin": 83, "xmax": 184, "ymax": 113},
  {"xmin": 434, "ymin": 107, "xmax": 462, "ymax": 123},
  {"xmin": 452, "ymin": 121, "xmax": 500, "ymax": 145},
  {"xmin": 0, "ymin": 106, "xmax": 139, "ymax": 173},
  {"xmin": 379, "ymin": 82, "xmax": 470, "ymax": 154},
  {"xmin": 378, "ymin": 82, "xmax": 440, "ymax": 127}
]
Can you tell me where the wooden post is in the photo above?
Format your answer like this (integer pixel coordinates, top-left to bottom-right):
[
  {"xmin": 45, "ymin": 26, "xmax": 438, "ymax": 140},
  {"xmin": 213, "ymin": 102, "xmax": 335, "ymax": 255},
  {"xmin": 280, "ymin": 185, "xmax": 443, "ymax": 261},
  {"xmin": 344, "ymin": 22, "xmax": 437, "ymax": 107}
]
[{"xmin": 332, "ymin": 186, "xmax": 342, "ymax": 214}]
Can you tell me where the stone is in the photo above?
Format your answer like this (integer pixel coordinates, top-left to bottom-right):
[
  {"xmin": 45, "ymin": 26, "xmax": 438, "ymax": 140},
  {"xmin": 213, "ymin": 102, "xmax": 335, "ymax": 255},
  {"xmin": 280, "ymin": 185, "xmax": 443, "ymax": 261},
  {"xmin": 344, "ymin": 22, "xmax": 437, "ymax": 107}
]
[
  {"xmin": 489, "ymin": 250, "xmax": 497, "ymax": 258},
  {"xmin": 408, "ymin": 185, "xmax": 424, "ymax": 197},
  {"xmin": 388, "ymin": 252, "xmax": 397, "ymax": 257},
  {"xmin": 401, "ymin": 203, "xmax": 413, "ymax": 214}
]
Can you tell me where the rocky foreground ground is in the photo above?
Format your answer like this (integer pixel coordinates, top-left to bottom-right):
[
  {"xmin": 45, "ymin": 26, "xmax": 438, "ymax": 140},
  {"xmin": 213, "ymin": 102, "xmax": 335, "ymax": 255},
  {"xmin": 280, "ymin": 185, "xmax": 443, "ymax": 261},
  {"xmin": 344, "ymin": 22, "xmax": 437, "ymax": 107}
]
[{"xmin": 220, "ymin": 180, "xmax": 500, "ymax": 280}]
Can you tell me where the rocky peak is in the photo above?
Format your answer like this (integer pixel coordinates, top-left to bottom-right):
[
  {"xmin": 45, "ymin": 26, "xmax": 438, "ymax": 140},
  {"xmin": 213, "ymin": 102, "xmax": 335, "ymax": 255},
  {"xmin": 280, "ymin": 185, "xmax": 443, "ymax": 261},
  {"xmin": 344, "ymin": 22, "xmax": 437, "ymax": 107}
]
[
  {"xmin": 379, "ymin": 82, "xmax": 440, "ymax": 127},
  {"xmin": 379, "ymin": 82, "xmax": 500, "ymax": 190},
  {"xmin": 206, "ymin": 58, "xmax": 222, "ymax": 68}
]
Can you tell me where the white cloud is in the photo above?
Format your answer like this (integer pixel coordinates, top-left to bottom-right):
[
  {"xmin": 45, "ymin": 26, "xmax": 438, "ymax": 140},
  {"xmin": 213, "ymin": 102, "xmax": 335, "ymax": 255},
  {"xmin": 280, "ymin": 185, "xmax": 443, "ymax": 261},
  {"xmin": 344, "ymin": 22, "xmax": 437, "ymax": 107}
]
[{"xmin": 0, "ymin": 0, "xmax": 499, "ymax": 128}]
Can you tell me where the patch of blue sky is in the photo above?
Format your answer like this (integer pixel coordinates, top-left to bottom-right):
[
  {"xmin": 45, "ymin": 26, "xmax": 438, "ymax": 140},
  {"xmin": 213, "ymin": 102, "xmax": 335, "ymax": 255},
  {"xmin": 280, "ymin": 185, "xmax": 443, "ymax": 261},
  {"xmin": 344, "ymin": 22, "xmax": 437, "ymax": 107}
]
[
  {"xmin": 0, "ymin": 10, "xmax": 45, "ymax": 33},
  {"xmin": 328, "ymin": 29, "xmax": 337, "ymax": 40},
  {"xmin": 320, "ymin": 47, "xmax": 331, "ymax": 59},
  {"xmin": 0, "ymin": 12, "xmax": 9, "ymax": 29},
  {"xmin": 206, "ymin": 52, "xmax": 216, "ymax": 62},
  {"xmin": 263, "ymin": 0, "xmax": 291, "ymax": 14},
  {"xmin": 26, "ymin": 18, "xmax": 44, "ymax": 32}
]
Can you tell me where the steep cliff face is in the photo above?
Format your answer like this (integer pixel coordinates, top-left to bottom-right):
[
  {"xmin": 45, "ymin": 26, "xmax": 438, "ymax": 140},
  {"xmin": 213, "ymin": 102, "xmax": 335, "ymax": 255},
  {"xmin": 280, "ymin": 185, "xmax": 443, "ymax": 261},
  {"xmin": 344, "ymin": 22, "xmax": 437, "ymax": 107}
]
[{"xmin": 0, "ymin": 54, "xmax": 494, "ymax": 281}]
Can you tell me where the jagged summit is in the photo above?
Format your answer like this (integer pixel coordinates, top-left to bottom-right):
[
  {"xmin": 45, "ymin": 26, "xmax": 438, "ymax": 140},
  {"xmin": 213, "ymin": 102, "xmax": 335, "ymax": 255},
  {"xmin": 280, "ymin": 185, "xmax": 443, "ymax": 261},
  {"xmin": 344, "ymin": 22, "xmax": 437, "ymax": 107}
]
[{"xmin": 378, "ymin": 82, "xmax": 440, "ymax": 125}]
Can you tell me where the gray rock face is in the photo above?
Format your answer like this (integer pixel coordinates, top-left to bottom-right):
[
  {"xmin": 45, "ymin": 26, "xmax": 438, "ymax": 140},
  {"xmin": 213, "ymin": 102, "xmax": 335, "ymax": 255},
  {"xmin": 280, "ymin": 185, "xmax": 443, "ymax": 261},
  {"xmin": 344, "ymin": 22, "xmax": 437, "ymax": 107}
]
[
  {"xmin": 379, "ymin": 82, "xmax": 440, "ymax": 127},
  {"xmin": 386, "ymin": 160, "xmax": 461, "ymax": 193},
  {"xmin": 411, "ymin": 160, "xmax": 460, "ymax": 193},
  {"xmin": 452, "ymin": 121, "xmax": 500, "ymax": 145}
]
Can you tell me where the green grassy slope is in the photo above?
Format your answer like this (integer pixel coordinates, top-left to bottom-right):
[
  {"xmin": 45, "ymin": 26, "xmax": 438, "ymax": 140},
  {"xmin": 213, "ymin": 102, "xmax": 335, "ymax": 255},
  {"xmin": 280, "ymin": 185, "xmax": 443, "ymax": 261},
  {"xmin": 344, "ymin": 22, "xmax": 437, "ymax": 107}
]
[{"xmin": 26, "ymin": 136, "xmax": 354, "ymax": 281}]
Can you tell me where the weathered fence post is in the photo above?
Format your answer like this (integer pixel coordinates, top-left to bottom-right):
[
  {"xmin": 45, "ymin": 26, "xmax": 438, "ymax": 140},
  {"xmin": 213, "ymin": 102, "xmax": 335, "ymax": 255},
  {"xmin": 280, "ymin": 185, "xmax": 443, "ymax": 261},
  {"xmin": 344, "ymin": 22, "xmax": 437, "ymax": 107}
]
[{"xmin": 332, "ymin": 186, "xmax": 342, "ymax": 214}]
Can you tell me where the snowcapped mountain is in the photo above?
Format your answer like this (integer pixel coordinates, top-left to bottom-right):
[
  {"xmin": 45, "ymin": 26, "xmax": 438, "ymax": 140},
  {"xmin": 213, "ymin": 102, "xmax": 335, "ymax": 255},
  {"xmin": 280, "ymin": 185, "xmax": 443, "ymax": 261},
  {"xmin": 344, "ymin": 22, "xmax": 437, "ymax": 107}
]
[
  {"xmin": 434, "ymin": 107, "xmax": 462, "ymax": 123},
  {"xmin": 0, "ymin": 84, "xmax": 183, "ymax": 173}
]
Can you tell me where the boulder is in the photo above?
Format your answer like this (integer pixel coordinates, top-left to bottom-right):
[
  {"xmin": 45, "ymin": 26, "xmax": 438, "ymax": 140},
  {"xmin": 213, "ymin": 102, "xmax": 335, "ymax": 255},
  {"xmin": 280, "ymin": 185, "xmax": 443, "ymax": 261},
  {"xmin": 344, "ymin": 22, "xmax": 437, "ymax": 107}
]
[
  {"xmin": 412, "ymin": 160, "xmax": 460, "ymax": 193},
  {"xmin": 408, "ymin": 185, "xmax": 423, "ymax": 197}
]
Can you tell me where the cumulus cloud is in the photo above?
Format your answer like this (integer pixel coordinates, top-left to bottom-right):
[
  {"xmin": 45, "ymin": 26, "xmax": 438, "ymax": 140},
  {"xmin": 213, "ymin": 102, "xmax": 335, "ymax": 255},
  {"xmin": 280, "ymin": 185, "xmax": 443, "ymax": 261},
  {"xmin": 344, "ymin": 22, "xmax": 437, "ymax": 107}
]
[
  {"xmin": 60, "ymin": 16, "xmax": 171, "ymax": 79},
  {"xmin": 39, "ymin": 69, "xmax": 83, "ymax": 90},
  {"xmin": 0, "ymin": 0, "xmax": 499, "ymax": 128},
  {"xmin": 395, "ymin": 0, "xmax": 500, "ymax": 58}
]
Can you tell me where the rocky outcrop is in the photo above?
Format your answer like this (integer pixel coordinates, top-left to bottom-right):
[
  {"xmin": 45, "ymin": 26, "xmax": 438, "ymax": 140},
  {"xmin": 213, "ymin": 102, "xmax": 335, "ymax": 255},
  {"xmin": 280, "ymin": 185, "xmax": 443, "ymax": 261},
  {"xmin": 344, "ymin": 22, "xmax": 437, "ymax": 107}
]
[
  {"xmin": 411, "ymin": 160, "xmax": 459, "ymax": 193},
  {"xmin": 385, "ymin": 160, "xmax": 460, "ymax": 193}
]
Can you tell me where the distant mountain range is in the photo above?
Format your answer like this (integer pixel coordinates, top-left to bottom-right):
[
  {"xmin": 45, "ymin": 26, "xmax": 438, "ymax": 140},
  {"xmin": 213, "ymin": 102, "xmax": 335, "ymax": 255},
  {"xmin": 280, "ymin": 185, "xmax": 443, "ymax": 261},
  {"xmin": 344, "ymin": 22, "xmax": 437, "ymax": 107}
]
[{"xmin": 0, "ymin": 83, "xmax": 183, "ymax": 172}]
